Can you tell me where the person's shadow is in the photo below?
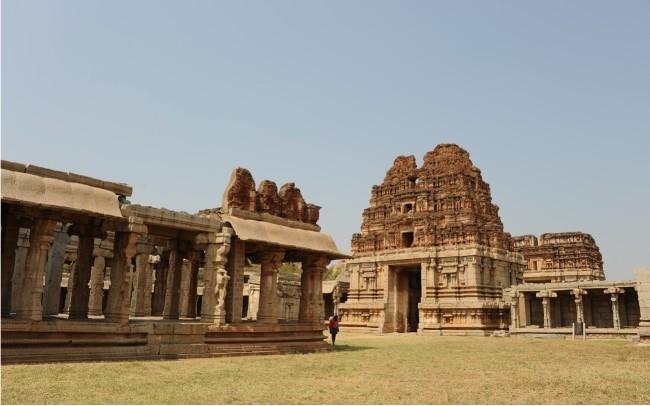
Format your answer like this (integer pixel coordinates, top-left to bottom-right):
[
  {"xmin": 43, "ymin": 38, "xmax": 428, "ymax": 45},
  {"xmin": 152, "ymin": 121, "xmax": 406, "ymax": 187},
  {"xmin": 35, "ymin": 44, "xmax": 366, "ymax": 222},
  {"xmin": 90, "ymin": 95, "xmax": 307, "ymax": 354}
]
[{"xmin": 331, "ymin": 344, "xmax": 374, "ymax": 352}]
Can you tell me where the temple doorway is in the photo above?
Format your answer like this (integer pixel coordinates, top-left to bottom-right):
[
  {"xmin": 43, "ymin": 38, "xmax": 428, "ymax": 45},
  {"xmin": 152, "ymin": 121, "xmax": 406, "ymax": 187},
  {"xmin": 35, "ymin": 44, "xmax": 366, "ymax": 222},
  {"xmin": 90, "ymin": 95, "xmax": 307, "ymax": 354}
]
[{"xmin": 395, "ymin": 267, "xmax": 421, "ymax": 333}]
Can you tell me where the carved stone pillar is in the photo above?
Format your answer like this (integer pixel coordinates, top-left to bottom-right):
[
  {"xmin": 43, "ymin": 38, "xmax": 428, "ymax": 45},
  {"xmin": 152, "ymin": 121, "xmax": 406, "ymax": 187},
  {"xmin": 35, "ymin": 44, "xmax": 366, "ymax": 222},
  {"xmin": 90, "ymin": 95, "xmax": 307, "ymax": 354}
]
[
  {"xmin": 178, "ymin": 258, "xmax": 193, "ymax": 318},
  {"xmin": 225, "ymin": 237, "xmax": 245, "ymax": 323},
  {"xmin": 518, "ymin": 293, "xmax": 528, "ymax": 327},
  {"xmin": 605, "ymin": 287, "xmax": 623, "ymax": 329},
  {"xmin": 162, "ymin": 243, "xmax": 186, "ymax": 320},
  {"xmin": 571, "ymin": 289, "xmax": 587, "ymax": 325},
  {"xmin": 299, "ymin": 265, "xmax": 312, "ymax": 322},
  {"xmin": 542, "ymin": 297, "xmax": 551, "ymax": 328},
  {"xmin": 11, "ymin": 228, "xmax": 30, "ymax": 313},
  {"xmin": 536, "ymin": 290, "xmax": 557, "ymax": 329},
  {"xmin": 199, "ymin": 231, "xmax": 232, "ymax": 324},
  {"xmin": 186, "ymin": 255, "xmax": 200, "ymax": 318},
  {"xmin": 130, "ymin": 238, "xmax": 154, "ymax": 317},
  {"xmin": 257, "ymin": 251, "xmax": 284, "ymax": 324},
  {"xmin": 64, "ymin": 261, "xmax": 76, "ymax": 313},
  {"xmin": 42, "ymin": 224, "xmax": 70, "ymax": 316},
  {"xmin": 145, "ymin": 253, "xmax": 161, "ymax": 316},
  {"xmin": 152, "ymin": 250, "xmax": 170, "ymax": 316},
  {"xmin": 509, "ymin": 293, "xmax": 520, "ymax": 329},
  {"xmin": 88, "ymin": 254, "xmax": 107, "ymax": 316},
  {"xmin": 68, "ymin": 231, "xmax": 95, "ymax": 319},
  {"xmin": 302, "ymin": 255, "xmax": 329, "ymax": 323},
  {"xmin": 14, "ymin": 219, "xmax": 57, "ymax": 321},
  {"xmin": 105, "ymin": 219, "xmax": 145, "ymax": 323},
  {"xmin": 332, "ymin": 285, "xmax": 341, "ymax": 316},
  {"xmin": 524, "ymin": 293, "xmax": 533, "ymax": 326},
  {"xmin": 1, "ymin": 212, "xmax": 20, "ymax": 316}
]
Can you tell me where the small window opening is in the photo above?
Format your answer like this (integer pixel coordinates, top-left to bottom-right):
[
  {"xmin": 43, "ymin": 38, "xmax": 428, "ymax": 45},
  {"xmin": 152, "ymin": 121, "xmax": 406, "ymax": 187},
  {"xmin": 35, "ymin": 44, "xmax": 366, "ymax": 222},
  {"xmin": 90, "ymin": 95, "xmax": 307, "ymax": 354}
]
[
  {"xmin": 401, "ymin": 232, "xmax": 414, "ymax": 248},
  {"xmin": 403, "ymin": 203, "xmax": 413, "ymax": 214}
]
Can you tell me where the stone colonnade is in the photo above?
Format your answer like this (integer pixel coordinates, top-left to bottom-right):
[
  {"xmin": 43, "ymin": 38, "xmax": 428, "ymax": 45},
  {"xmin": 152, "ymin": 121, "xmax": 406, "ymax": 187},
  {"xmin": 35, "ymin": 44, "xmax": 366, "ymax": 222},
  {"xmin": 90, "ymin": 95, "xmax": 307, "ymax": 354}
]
[
  {"xmin": 2, "ymin": 213, "xmax": 330, "ymax": 326},
  {"xmin": 510, "ymin": 286, "xmax": 638, "ymax": 330}
]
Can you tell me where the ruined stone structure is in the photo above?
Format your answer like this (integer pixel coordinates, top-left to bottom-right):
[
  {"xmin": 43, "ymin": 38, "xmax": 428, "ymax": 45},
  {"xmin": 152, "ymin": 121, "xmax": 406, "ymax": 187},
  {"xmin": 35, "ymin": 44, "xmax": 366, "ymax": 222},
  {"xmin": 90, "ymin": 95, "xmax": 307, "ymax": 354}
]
[
  {"xmin": 221, "ymin": 168, "xmax": 320, "ymax": 225},
  {"xmin": 340, "ymin": 144, "xmax": 525, "ymax": 334},
  {"xmin": 512, "ymin": 232, "xmax": 605, "ymax": 283},
  {"xmin": 1, "ymin": 162, "xmax": 347, "ymax": 363}
]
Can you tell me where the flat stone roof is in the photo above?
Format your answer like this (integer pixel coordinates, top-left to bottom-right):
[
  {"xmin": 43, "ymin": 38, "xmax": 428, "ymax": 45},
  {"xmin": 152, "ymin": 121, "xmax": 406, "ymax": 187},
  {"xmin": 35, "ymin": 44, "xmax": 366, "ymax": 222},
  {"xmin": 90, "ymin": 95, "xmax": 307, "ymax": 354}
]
[
  {"xmin": 1, "ymin": 160, "xmax": 132, "ymax": 197},
  {"xmin": 222, "ymin": 212, "xmax": 350, "ymax": 260},
  {"xmin": 2, "ymin": 167, "xmax": 124, "ymax": 219}
]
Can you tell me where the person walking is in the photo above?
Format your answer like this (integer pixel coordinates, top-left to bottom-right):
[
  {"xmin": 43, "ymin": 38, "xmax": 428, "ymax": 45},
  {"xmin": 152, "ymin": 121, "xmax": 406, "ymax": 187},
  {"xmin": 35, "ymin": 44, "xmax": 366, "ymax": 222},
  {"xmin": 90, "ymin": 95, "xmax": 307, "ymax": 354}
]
[{"xmin": 328, "ymin": 314, "xmax": 339, "ymax": 346}]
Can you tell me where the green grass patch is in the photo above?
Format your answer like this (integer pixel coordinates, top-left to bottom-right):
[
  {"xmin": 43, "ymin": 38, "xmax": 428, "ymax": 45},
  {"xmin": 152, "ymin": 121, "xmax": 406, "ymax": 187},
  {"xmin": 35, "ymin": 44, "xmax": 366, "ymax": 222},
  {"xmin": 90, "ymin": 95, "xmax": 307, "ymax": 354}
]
[{"xmin": 2, "ymin": 334, "xmax": 650, "ymax": 404}]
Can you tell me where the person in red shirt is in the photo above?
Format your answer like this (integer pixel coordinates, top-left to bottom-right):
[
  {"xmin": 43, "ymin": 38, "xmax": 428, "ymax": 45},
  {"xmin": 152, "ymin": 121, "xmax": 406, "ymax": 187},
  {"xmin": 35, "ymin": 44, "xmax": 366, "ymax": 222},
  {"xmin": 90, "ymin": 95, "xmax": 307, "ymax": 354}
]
[{"xmin": 328, "ymin": 314, "xmax": 339, "ymax": 346}]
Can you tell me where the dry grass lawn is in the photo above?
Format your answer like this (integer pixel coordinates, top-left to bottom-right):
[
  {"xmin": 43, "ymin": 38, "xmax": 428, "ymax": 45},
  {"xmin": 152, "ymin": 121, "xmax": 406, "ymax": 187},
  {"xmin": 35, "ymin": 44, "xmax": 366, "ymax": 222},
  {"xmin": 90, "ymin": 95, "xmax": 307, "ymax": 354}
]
[{"xmin": 2, "ymin": 333, "xmax": 650, "ymax": 404}]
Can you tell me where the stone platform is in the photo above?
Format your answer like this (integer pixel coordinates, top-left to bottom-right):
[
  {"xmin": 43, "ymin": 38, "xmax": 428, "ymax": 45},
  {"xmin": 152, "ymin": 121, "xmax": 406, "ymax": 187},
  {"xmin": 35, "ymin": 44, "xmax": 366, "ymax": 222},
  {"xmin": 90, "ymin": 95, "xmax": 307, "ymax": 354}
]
[{"xmin": 1, "ymin": 319, "xmax": 330, "ymax": 364}]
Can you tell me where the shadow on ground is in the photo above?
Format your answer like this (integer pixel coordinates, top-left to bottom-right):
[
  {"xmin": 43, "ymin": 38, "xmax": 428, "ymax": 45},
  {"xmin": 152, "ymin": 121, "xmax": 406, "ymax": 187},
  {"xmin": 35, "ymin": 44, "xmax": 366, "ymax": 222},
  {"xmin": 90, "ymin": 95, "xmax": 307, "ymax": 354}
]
[{"xmin": 331, "ymin": 344, "xmax": 375, "ymax": 352}]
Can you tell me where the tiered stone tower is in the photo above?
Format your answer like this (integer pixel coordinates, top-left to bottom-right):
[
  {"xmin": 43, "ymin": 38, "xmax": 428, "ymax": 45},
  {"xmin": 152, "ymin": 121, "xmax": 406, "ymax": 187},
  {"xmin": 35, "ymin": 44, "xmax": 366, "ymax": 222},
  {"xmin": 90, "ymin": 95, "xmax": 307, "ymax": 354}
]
[
  {"xmin": 352, "ymin": 144, "xmax": 513, "ymax": 252},
  {"xmin": 340, "ymin": 144, "xmax": 525, "ymax": 335},
  {"xmin": 512, "ymin": 232, "xmax": 605, "ymax": 283}
]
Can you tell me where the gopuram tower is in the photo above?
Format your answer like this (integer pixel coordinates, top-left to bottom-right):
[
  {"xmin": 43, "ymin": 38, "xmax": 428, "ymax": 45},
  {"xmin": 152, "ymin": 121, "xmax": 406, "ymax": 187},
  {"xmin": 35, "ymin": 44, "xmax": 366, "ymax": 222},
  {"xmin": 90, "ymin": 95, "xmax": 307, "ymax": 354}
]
[{"xmin": 339, "ymin": 144, "xmax": 525, "ymax": 334}]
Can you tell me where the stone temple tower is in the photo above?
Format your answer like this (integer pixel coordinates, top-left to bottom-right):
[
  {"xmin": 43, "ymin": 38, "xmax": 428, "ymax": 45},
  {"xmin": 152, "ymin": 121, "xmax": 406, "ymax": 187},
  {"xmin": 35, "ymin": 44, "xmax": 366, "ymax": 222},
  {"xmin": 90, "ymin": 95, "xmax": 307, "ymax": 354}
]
[{"xmin": 339, "ymin": 144, "xmax": 525, "ymax": 335}]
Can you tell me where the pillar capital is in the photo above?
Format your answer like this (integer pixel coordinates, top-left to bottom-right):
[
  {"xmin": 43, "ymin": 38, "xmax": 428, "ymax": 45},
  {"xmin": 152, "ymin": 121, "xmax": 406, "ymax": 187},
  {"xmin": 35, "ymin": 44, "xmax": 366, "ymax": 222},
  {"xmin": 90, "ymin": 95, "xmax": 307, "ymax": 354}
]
[
  {"xmin": 148, "ymin": 254, "xmax": 161, "ymax": 264},
  {"xmin": 67, "ymin": 222, "xmax": 104, "ymax": 239},
  {"xmin": 535, "ymin": 290, "xmax": 557, "ymax": 299},
  {"xmin": 301, "ymin": 255, "xmax": 330, "ymax": 270},
  {"xmin": 194, "ymin": 228, "xmax": 233, "ymax": 249},
  {"xmin": 605, "ymin": 287, "xmax": 623, "ymax": 296},
  {"xmin": 571, "ymin": 288, "xmax": 587, "ymax": 296},
  {"xmin": 259, "ymin": 250, "xmax": 284, "ymax": 271},
  {"xmin": 136, "ymin": 235, "xmax": 154, "ymax": 255}
]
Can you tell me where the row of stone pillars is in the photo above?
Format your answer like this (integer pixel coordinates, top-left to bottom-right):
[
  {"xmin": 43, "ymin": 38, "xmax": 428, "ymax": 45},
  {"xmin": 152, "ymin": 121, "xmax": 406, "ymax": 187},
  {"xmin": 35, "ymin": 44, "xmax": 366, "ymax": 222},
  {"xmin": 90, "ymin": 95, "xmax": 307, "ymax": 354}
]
[
  {"xmin": 0, "ymin": 213, "xmax": 236, "ymax": 324},
  {"xmin": 0, "ymin": 215, "xmax": 143, "ymax": 323},
  {"xmin": 2, "ymin": 211, "xmax": 329, "ymax": 326},
  {"xmin": 511, "ymin": 288, "xmax": 628, "ymax": 329},
  {"xmin": 98, "ymin": 230, "xmax": 233, "ymax": 323},
  {"xmin": 256, "ymin": 251, "xmax": 326, "ymax": 324},
  {"xmin": 2, "ymin": 213, "xmax": 329, "ymax": 323}
]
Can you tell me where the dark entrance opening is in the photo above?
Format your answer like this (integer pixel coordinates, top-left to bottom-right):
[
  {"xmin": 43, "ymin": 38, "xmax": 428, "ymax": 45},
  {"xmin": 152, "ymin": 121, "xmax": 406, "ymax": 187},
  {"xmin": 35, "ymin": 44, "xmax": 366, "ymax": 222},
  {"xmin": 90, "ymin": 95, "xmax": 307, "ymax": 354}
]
[
  {"xmin": 406, "ymin": 271, "xmax": 421, "ymax": 332},
  {"xmin": 396, "ymin": 267, "xmax": 421, "ymax": 332}
]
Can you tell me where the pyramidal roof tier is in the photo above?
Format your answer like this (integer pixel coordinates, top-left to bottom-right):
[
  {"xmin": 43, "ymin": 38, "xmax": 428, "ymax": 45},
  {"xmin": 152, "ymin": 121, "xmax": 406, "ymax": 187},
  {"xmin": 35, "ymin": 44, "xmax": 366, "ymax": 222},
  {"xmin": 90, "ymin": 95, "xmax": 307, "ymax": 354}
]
[{"xmin": 352, "ymin": 143, "xmax": 513, "ymax": 254}]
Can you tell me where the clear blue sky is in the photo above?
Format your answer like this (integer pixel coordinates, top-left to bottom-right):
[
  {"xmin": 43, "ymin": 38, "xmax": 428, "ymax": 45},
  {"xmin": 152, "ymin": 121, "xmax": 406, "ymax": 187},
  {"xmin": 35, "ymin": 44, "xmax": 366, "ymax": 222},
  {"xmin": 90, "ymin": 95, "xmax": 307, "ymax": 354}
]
[{"xmin": 3, "ymin": 0, "xmax": 649, "ymax": 279}]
